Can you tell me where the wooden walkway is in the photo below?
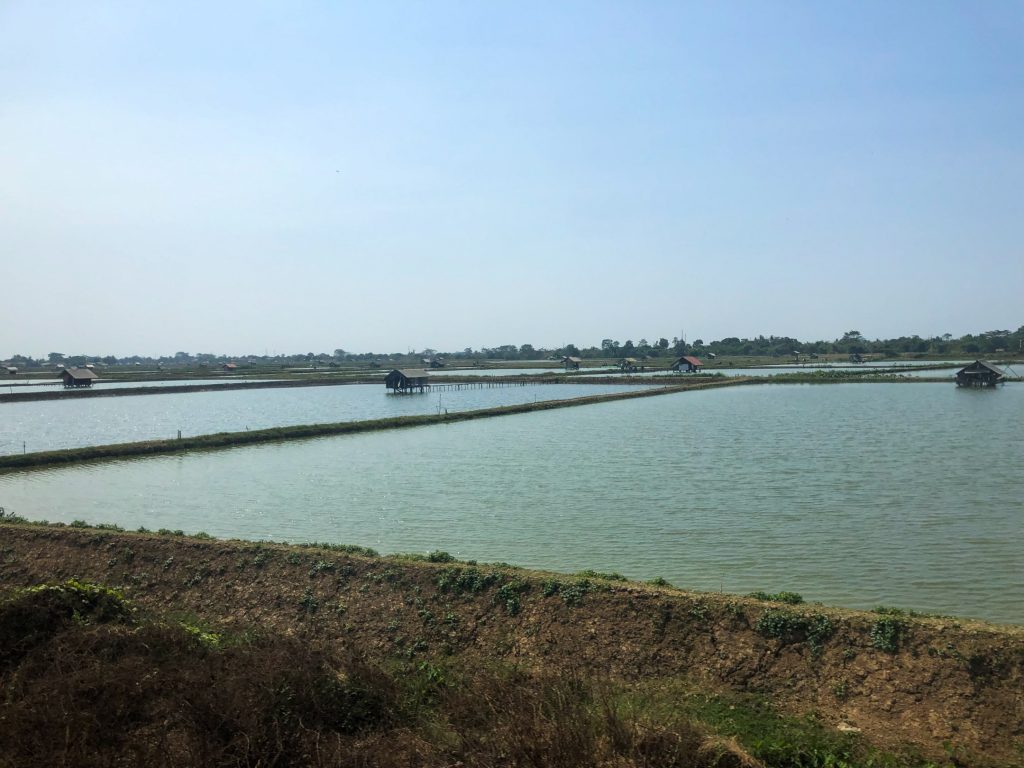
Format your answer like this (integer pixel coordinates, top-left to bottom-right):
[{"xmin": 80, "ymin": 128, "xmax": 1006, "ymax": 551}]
[{"xmin": 404, "ymin": 379, "xmax": 535, "ymax": 392}]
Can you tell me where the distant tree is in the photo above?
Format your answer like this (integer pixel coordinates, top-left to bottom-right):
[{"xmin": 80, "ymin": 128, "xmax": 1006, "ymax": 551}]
[
  {"xmin": 333, "ymin": 348, "xmax": 347, "ymax": 359},
  {"xmin": 47, "ymin": 352, "xmax": 64, "ymax": 363},
  {"xmin": 519, "ymin": 344, "xmax": 536, "ymax": 358},
  {"xmin": 657, "ymin": 338, "xmax": 669, "ymax": 350}
]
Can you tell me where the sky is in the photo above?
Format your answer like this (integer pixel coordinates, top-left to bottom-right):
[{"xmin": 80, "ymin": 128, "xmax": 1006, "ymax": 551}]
[{"xmin": 2, "ymin": 1, "xmax": 1022, "ymax": 357}]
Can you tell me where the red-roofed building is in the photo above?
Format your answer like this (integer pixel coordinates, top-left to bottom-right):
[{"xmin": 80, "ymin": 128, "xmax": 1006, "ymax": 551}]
[{"xmin": 672, "ymin": 355, "xmax": 704, "ymax": 373}]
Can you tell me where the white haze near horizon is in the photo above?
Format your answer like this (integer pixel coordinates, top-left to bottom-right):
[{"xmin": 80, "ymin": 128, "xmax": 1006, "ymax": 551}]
[{"xmin": 1, "ymin": 2, "xmax": 1021, "ymax": 359}]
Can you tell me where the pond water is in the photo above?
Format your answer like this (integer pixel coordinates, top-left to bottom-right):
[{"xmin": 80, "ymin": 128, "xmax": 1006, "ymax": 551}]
[
  {"xmin": 2, "ymin": 382, "xmax": 1021, "ymax": 624},
  {"xmin": 0, "ymin": 381, "xmax": 651, "ymax": 455}
]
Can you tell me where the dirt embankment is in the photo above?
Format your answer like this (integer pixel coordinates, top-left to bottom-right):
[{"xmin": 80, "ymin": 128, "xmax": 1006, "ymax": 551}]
[{"xmin": 1, "ymin": 524, "xmax": 1021, "ymax": 765}]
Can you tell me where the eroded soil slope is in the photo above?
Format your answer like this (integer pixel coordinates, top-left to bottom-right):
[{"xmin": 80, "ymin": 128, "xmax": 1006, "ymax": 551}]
[{"xmin": 1, "ymin": 524, "xmax": 1021, "ymax": 765}]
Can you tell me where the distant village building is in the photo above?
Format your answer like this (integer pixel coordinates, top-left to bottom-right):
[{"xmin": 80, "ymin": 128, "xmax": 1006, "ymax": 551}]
[
  {"xmin": 60, "ymin": 367, "xmax": 98, "ymax": 388},
  {"xmin": 671, "ymin": 355, "xmax": 704, "ymax": 373},
  {"xmin": 5, "ymin": 366, "xmax": 17, "ymax": 375},
  {"xmin": 385, "ymin": 368, "xmax": 430, "ymax": 393},
  {"xmin": 955, "ymin": 360, "xmax": 1005, "ymax": 388},
  {"xmin": 618, "ymin": 357, "xmax": 639, "ymax": 373},
  {"xmin": 562, "ymin": 356, "xmax": 581, "ymax": 371},
  {"xmin": 222, "ymin": 363, "xmax": 238, "ymax": 371}
]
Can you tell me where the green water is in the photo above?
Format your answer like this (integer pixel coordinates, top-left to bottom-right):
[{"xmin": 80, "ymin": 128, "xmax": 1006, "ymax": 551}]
[{"xmin": 1, "ymin": 382, "xmax": 1021, "ymax": 624}]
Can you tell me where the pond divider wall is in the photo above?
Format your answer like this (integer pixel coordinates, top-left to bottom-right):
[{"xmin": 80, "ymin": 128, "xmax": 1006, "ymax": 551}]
[{"xmin": 0, "ymin": 379, "xmax": 749, "ymax": 471}]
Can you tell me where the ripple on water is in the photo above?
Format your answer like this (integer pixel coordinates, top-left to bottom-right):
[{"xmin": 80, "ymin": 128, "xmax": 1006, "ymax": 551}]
[{"xmin": 0, "ymin": 382, "xmax": 1021, "ymax": 624}]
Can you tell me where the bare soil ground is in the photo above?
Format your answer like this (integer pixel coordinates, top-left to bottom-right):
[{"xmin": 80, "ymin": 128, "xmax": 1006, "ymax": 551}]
[{"xmin": 1, "ymin": 524, "xmax": 1022, "ymax": 766}]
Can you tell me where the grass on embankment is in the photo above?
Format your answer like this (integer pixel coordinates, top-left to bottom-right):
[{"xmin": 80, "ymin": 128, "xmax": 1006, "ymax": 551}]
[{"xmin": 0, "ymin": 379, "xmax": 741, "ymax": 472}]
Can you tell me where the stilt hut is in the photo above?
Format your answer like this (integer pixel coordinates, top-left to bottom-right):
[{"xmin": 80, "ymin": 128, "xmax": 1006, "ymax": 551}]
[
  {"xmin": 671, "ymin": 355, "xmax": 704, "ymax": 372},
  {"xmin": 562, "ymin": 356, "xmax": 581, "ymax": 371},
  {"xmin": 385, "ymin": 368, "xmax": 430, "ymax": 393},
  {"xmin": 618, "ymin": 357, "xmax": 638, "ymax": 372},
  {"xmin": 955, "ymin": 360, "xmax": 1005, "ymax": 388},
  {"xmin": 60, "ymin": 367, "xmax": 98, "ymax": 388}
]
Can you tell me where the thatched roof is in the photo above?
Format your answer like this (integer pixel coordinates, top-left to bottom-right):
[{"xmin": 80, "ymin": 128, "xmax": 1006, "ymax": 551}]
[
  {"xmin": 390, "ymin": 369, "xmax": 429, "ymax": 379},
  {"xmin": 61, "ymin": 367, "xmax": 98, "ymax": 380},
  {"xmin": 958, "ymin": 360, "xmax": 1005, "ymax": 376}
]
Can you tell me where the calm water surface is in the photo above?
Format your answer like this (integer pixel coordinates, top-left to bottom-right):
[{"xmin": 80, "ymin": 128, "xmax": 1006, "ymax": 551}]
[
  {"xmin": 2, "ymin": 382, "xmax": 1020, "ymax": 623},
  {"xmin": 0, "ymin": 382, "xmax": 649, "ymax": 455}
]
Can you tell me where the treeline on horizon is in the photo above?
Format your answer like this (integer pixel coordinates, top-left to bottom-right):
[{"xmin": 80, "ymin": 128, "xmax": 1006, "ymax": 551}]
[{"xmin": 5, "ymin": 326, "xmax": 1021, "ymax": 368}]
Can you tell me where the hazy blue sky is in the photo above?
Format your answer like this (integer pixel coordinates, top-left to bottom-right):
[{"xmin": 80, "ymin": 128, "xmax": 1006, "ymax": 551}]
[{"xmin": 2, "ymin": 1, "xmax": 1021, "ymax": 356}]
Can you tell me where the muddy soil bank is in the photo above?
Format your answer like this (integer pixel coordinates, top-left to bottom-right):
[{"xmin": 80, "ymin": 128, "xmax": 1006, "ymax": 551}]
[{"xmin": 1, "ymin": 524, "xmax": 1021, "ymax": 765}]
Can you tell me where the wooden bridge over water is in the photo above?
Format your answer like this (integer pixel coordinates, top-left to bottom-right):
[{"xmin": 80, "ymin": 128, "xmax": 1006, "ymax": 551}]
[{"xmin": 398, "ymin": 379, "xmax": 536, "ymax": 393}]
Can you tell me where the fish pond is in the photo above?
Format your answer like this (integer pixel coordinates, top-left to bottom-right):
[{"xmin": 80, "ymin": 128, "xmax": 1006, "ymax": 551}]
[
  {"xmin": 0, "ymin": 381, "xmax": 651, "ymax": 455},
  {"xmin": 1, "ymin": 382, "xmax": 1021, "ymax": 624}
]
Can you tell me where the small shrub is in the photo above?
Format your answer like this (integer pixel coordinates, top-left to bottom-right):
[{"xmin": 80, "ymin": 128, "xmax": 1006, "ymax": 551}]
[
  {"xmin": 646, "ymin": 577, "xmax": 671, "ymax": 587},
  {"xmin": 437, "ymin": 567, "xmax": 498, "ymax": 595},
  {"xmin": 299, "ymin": 588, "xmax": 319, "ymax": 614},
  {"xmin": 297, "ymin": 541, "xmax": 379, "ymax": 557},
  {"xmin": 0, "ymin": 508, "xmax": 30, "ymax": 524},
  {"xmin": 308, "ymin": 560, "xmax": 336, "ymax": 577},
  {"xmin": 559, "ymin": 580, "xmax": 592, "ymax": 607},
  {"xmin": 427, "ymin": 550, "xmax": 456, "ymax": 563},
  {"xmin": 755, "ymin": 609, "xmax": 834, "ymax": 656},
  {"xmin": 870, "ymin": 617, "xmax": 906, "ymax": 653},
  {"xmin": 495, "ymin": 579, "xmax": 529, "ymax": 616}
]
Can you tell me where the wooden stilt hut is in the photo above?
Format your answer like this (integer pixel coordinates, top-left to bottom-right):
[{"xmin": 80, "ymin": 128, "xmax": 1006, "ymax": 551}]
[
  {"xmin": 955, "ymin": 360, "xmax": 1005, "ymax": 388},
  {"xmin": 60, "ymin": 367, "xmax": 99, "ymax": 388},
  {"xmin": 385, "ymin": 368, "xmax": 430, "ymax": 393}
]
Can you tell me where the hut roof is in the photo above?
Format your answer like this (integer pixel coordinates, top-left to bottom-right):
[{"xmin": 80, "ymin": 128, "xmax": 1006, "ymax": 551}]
[
  {"xmin": 392, "ymin": 368, "xmax": 429, "ymax": 378},
  {"xmin": 620, "ymin": 357, "xmax": 638, "ymax": 364},
  {"xmin": 958, "ymin": 360, "xmax": 1005, "ymax": 376},
  {"xmin": 62, "ymin": 367, "xmax": 98, "ymax": 380},
  {"xmin": 676, "ymin": 355, "xmax": 703, "ymax": 367},
  {"xmin": 563, "ymin": 356, "xmax": 582, "ymax": 363}
]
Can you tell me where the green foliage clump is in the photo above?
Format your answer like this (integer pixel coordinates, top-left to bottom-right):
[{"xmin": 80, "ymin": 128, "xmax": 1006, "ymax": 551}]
[
  {"xmin": 0, "ymin": 508, "xmax": 30, "ymax": 525},
  {"xmin": 298, "ymin": 541, "xmax": 379, "ymax": 557},
  {"xmin": 436, "ymin": 567, "xmax": 499, "ymax": 595},
  {"xmin": 748, "ymin": 590, "xmax": 804, "ymax": 605},
  {"xmin": 495, "ymin": 579, "xmax": 529, "ymax": 616},
  {"xmin": 308, "ymin": 560, "xmax": 336, "ymax": 576},
  {"xmin": 646, "ymin": 576, "xmax": 672, "ymax": 587},
  {"xmin": 575, "ymin": 569, "xmax": 627, "ymax": 581},
  {"xmin": 870, "ymin": 617, "xmax": 907, "ymax": 653},
  {"xmin": 427, "ymin": 550, "xmax": 456, "ymax": 563},
  {"xmin": 299, "ymin": 588, "xmax": 319, "ymax": 614},
  {"xmin": 541, "ymin": 578, "xmax": 595, "ymax": 607},
  {"xmin": 755, "ymin": 608, "xmax": 835, "ymax": 655}
]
